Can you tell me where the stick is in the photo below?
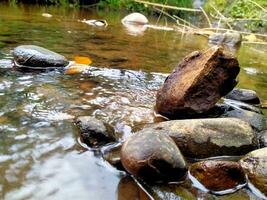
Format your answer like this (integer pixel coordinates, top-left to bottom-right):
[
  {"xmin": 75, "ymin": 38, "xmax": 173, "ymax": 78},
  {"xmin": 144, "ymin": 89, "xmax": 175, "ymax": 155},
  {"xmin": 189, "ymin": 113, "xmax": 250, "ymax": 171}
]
[{"xmin": 199, "ymin": 6, "xmax": 212, "ymax": 28}]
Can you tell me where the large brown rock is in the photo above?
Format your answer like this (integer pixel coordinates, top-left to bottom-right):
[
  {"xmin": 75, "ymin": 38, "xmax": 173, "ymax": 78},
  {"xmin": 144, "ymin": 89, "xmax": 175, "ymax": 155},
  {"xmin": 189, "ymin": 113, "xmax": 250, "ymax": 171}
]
[
  {"xmin": 140, "ymin": 118, "xmax": 257, "ymax": 158},
  {"xmin": 190, "ymin": 160, "xmax": 246, "ymax": 192},
  {"xmin": 120, "ymin": 131, "xmax": 187, "ymax": 183},
  {"xmin": 156, "ymin": 46, "xmax": 240, "ymax": 119}
]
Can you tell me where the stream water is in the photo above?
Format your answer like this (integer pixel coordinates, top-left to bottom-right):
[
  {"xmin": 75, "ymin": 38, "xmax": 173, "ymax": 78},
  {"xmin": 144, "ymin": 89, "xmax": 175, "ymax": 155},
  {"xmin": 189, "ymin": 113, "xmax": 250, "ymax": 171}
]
[{"xmin": 0, "ymin": 3, "xmax": 267, "ymax": 200}]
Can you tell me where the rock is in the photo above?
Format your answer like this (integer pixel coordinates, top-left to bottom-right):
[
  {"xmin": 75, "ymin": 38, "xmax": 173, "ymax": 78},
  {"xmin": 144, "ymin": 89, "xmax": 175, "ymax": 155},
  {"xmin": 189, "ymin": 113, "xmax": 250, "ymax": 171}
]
[
  {"xmin": 120, "ymin": 130, "xmax": 187, "ymax": 182},
  {"xmin": 222, "ymin": 108, "xmax": 266, "ymax": 131},
  {"xmin": 141, "ymin": 118, "xmax": 257, "ymax": 158},
  {"xmin": 223, "ymin": 98, "xmax": 262, "ymax": 114},
  {"xmin": 102, "ymin": 143, "xmax": 124, "ymax": 170},
  {"xmin": 75, "ymin": 116, "xmax": 117, "ymax": 147},
  {"xmin": 259, "ymin": 130, "xmax": 267, "ymax": 147},
  {"xmin": 225, "ymin": 88, "xmax": 260, "ymax": 104},
  {"xmin": 117, "ymin": 176, "xmax": 151, "ymax": 200},
  {"xmin": 81, "ymin": 19, "xmax": 107, "ymax": 27},
  {"xmin": 13, "ymin": 45, "xmax": 69, "ymax": 69},
  {"xmin": 240, "ymin": 147, "xmax": 267, "ymax": 196},
  {"xmin": 190, "ymin": 160, "xmax": 246, "ymax": 192},
  {"xmin": 209, "ymin": 32, "xmax": 242, "ymax": 46},
  {"xmin": 156, "ymin": 46, "xmax": 239, "ymax": 119},
  {"xmin": 121, "ymin": 13, "xmax": 148, "ymax": 25}
]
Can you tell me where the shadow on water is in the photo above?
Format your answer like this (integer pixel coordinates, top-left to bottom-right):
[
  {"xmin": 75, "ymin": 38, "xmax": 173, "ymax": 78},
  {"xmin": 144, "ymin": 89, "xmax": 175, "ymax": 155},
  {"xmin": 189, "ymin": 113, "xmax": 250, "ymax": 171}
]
[{"xmin": 0, "ymin": 2, "xmax": 266, "ymax": 200}]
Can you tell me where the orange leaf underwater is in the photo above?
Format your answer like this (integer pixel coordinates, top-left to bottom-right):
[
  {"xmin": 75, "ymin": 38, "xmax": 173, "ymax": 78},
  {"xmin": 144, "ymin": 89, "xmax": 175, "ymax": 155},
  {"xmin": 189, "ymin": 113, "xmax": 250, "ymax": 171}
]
[
  {"xmin": 64, "ymin": 64, "xmax": 90, "ymax": 75},
  {"xmin": 74, "ymin": 56, "xmax": 92, "ymax": 65}
]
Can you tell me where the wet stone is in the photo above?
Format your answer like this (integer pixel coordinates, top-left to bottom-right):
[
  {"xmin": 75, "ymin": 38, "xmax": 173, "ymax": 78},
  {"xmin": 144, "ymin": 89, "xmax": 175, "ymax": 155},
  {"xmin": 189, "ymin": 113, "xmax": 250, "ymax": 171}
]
[
  {"xmin": 156, "ymin": 46, "xmax": 240, "ymax": 119},
  {"xmin": 120, "ymin": 130, "xmax": 187, "ymax": 183},
  {"xmin": 240, "ymin": 147, "xmax": 267, "ymax": 196},
  {"xmin": 75, "ymin": 116, "xmax": 117, "ymax": 148},
  {"xmin": 208, "ymin": 32, "xmax": 242, "ymax": 47},
  {"xmin": 102, "ymin": 143, "xmax": 124, "ymax": 170},
  {"xmin": 190, "ymin": 160, "xmax": 246, "ymax": 192},
  {"xmin": 142, "ymin": 118, "xmax": 257, "ymax": 158},
  {"xmin": 225, "ymin": 88, "xmax": 261, "ymax": 104},
  {"xmin": 222, "ymin": 108, "xmax": 267, "ymax": 131},
  {"xmin": 259, "ymin": 130, "xmax": 267, "ymax": 147},
  {"xmin": 13, "ymin": 45, "xmax": 69, "ymax": 69},
  {"xmin": 117, "ymin": 176, "xmax": 151, "ymax": 200},
  {"xmin": 121, "ymin": 13, "xmax": 148, "ymax": 25}
]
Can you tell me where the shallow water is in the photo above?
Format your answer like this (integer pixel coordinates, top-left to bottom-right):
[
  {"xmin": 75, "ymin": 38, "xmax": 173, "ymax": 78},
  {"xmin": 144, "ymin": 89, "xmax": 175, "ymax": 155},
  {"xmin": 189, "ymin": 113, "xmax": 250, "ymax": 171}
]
[{"xmin": 0, "ymin": 3, "xmax": 266, "ymax": 200}]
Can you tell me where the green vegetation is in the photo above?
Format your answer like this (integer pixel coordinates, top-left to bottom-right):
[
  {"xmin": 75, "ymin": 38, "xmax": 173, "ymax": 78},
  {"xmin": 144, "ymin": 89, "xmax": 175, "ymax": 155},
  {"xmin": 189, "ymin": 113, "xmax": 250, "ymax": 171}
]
[
  {"xmin": 205, "ymin": 0, "xmax": 267, "ymax": 31},
  {"xmin": 98, "ymin": 0, "xmax": 192, "ymax": 13}
]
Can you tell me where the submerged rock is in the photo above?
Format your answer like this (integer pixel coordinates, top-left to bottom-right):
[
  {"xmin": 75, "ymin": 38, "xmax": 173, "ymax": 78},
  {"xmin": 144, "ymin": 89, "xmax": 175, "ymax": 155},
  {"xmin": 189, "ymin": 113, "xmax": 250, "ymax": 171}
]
[
  {"xmin": 190, "ymin": 160, "xmax": 246, "ymax": 192},
  {"xmin": 117, "ymin": 176, "xmax": 151, "ymax": 200},
  {"xmin": 156, "ymin": 46, "xmax": 239, "ymax": 119},
  {"xmin": 240, "ymin": 147, "xmax": 267, "ymax": 196},
  {"xmin": 225, "ymin": 88, "xmax": 260, "ymax": 104},
  {"xmin": 121, "ymin": 131, "xmax": 187, "ymax": 182},
  {"xmin": 13, "ymin": 45, "xmax": 69, "ymax": 69},
  {"xmin": 75, "ymin": 116, "xmax": 117, "ymax": 147},
  {"xmin": 102, "ymin": 143, "xmax": 123, "ymax": 170},
  {"xmin": 140, "ymin": 118, "xmax": 256, "ymax": 158},
  {"xmin": 209, "ymin": 32, "xmax": 242, "ymax": 46},
  {"xmin": 121, "ymin": 12, "xmax": 148, "ymax": 25}
]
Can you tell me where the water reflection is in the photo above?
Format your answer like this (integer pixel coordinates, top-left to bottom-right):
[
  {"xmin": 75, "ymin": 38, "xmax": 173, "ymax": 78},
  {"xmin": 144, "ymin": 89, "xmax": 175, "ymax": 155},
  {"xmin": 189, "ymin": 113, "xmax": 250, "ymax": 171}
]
[{"xmin": 0, "ymin": 3, "xmax": 266, "ymax": 200}]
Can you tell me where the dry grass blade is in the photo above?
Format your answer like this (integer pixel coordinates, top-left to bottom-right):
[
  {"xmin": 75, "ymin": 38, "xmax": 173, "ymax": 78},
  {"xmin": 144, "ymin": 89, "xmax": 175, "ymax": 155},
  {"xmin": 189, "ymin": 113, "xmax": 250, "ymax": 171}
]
[
  {"xmin": 199, "ymin": 6, "xmax": 212, "ymax": 28},
  {"xmin": 248, "ymin": 0, "xmax": 267, "ymax": 12},
  {"xmin": 172, "ymin": 15, "xmax": 199, "ymax": 29},
  {"xmin": 134, "ymin": 0, "xmax": 201, "ymax": 12},
  {"xmin": 210, "ymin": 4, "xmax": 232, "ymax": 29}
]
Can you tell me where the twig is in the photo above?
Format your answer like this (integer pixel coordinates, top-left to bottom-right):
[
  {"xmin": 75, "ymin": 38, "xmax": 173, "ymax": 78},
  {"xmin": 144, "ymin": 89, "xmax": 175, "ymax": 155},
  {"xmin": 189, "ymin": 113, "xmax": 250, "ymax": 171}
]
[
  {"xmin": 202, "ymin": 27, "xmax": 267, "ymax": 38},
  {"xmin": 199, "ymin": 6, "xmax": 212, "ymax": 28},
  {"xmin": 248, "ymin": 0, "xmax": 267, "ymax": 12},
  {"xmin": 172, "ymin": 15, "xmax": 199, "ymax": 29},
  {"xmin": 134, "ymin": 0, "xmax": 201, "ymax": 12},
  {"xmin": 210, "ymin": 4, "xmax": 233, "ymax": 30},
  {"xmin": 242, "ymin": 41, "xmax": 267, "ymax": 45}
]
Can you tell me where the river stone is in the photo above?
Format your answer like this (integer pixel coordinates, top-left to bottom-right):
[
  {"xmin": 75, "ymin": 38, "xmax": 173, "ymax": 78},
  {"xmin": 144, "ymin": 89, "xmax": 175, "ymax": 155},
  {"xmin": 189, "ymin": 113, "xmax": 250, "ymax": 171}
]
[
  {"xmin": 75, "ymin": 116, "xmax": 116, "ymax": 147},
  {"xmin": 222, "ymin": 109, "xmax": 267, "ymax": 131},
  {"xmin": 102, "ymin": 143, "xmax": 124, "ymax": 170},
  {"xmin": 259, "ymin": 130, "xmax": 267, "ymax": 147},
  {"xmin": 141, "ymin": 118, "xmax": 256, "ymax": 158},
  {"xmin": 240, "ymin": 147, "xmax": 267, "ymax": 196},
  {"xmin": 225, "ymin": 88, "xmax": 260, "ymax": 104},
  {"xmin": 121, "ymin": 12, "xmax": 148, "ymax": 25},
  {"xmin": 209, "ymin": 32, "xmax": 242, "ymax": 46},
  {"xmin": 120, "ymin": 131, "xmax": 187, "ymax": 182},
  {"xmin": 13, "ymin": 45, "xmax": 69, "ymax": 69},
  {"xmin": 190, "ymin": 160, "xmax": 246, "ymax": 191},
  {"xmin": 156, "ymin": 46, "xmax": 239, "ymax": 119},
  {"xmin": 117, "ymin": 176, "xmax": 151, "ymax": 200}
]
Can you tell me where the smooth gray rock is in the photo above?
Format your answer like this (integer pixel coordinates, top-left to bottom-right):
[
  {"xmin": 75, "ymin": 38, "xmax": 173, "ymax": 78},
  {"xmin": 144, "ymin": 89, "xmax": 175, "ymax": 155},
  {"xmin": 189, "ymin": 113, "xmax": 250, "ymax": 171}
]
[
  {"xmin": 75, "ymin": 116, "xmax": 116, "ymax": 147},
  {"xmin": 141, "ymin": 118, "xmax": 257, "ymax": 158},
  {"xmin": 240, "ymin": 147, "xmax": 267, "ymax": 196},
  {"xmin": 121, "ymin": 130, "xmax": 187, "ymax": 182},
  {"xmin": 225, "ymin": 88, "xmax": 260, "ymax": 104},
  {"xmin": 209, "ymin": 32, "xmax": 242, "ymax": 46},
  {"xmin": 259, "ymin": 130, "xmax": 267, "ymax": 147},
  {"xmin": 13, "ymin": 45, "xmax": 69, "ymax": 69},
  {"xmin": 222, "ymin": 108, "xmax": 266, "ymax": 131}
]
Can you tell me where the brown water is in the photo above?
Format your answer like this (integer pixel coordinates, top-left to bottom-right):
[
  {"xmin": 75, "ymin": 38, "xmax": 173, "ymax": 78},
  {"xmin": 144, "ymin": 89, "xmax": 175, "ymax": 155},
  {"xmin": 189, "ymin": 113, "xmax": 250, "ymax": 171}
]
[{"xmin": 0, "ymin": 3, "xmax": 266, "ymax": 200}]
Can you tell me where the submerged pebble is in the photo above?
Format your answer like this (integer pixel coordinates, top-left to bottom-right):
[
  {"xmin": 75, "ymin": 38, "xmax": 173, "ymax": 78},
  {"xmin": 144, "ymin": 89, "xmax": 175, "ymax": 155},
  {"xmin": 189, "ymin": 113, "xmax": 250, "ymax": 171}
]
[
  {"xmin": 190, "ymin": 160, "xmax": 246, "ymax": 192},
  {"xmin": 75, "ymin": 116, "xmax": 117, "ymax": 148}
]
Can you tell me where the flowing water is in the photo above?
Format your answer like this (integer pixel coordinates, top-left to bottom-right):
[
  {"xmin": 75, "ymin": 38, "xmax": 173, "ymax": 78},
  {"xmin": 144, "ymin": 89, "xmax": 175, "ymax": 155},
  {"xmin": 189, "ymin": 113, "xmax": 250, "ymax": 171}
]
[{"xmin": 0, "ymin": 3, "xmax": 266, "ymax": 200}]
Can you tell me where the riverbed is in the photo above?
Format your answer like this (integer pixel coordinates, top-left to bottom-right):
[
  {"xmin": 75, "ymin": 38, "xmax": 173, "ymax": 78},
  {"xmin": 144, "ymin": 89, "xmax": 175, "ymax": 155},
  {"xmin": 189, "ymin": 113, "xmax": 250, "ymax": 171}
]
[{"xmin": 0, "ymin": 3, "xmax": 267, "ymax": 200}]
